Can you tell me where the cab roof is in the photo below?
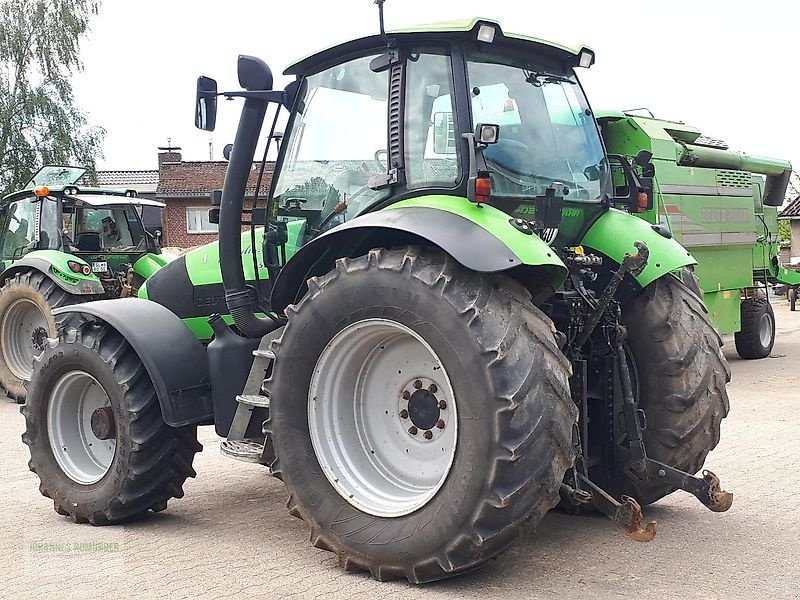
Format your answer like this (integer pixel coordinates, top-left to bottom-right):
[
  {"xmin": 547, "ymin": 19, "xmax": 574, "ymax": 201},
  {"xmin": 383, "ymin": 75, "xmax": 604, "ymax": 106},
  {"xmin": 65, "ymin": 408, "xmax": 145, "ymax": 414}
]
[{"xmin": 284, "ymin": 17, "xmax": 594, "ymax": 76}]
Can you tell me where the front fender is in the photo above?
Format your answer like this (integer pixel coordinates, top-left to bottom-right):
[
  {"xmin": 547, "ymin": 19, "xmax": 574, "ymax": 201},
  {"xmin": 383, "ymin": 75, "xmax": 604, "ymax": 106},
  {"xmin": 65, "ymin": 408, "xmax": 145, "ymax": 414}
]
[
  {"xmin": 581, "ymin": 208, "xmax": 696, "ymax": 287},
  {"xmin": 132, "ymin": 252, "xmax": 172, "ymax": 280},
  {"xmin": 271, "ymin": 195, "xmax": 568, "ymax": 311},
  {"xmin": 1, "ymin": 251, "xmax": 104, "ymax": 295}
]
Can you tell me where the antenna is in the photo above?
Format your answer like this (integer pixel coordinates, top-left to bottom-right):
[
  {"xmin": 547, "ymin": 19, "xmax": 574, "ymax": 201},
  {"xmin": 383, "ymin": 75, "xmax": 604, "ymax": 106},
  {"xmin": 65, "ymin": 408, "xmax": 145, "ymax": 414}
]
[{"xmin": 375, "ymin": 0, "xmax": 387, "ymax": 40}]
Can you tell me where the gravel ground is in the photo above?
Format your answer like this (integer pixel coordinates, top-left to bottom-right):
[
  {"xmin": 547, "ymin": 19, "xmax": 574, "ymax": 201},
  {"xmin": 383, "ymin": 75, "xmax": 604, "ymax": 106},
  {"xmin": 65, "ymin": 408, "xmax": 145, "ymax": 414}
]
[{"xmin": 1, "ymin": 299, "xmax": 798, "ymax": 600}]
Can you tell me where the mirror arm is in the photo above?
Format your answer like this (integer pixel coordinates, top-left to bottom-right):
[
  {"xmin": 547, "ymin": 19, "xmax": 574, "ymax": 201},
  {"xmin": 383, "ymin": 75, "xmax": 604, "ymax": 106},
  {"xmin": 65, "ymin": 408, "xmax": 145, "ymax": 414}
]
[{"xmin": 220, "ymin": 90, "xmax": 288, "ymax": 104}]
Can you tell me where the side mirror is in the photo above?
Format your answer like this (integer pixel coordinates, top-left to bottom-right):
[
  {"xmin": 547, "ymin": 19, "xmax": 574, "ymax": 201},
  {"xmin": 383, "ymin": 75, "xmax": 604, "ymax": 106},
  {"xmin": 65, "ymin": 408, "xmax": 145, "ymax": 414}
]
[
  {"xmin": 607, "ymin": 154, "xmax": 654, "ymax": 213},
  {"xmin": 632, "ymin": 149, "xmax": 653, "ymax": 169},
  {"xmin": 222, "ymin": 144, "xmax": 233, "ymax": 161},
  {"xmin": 195, "ymin": 76, "xmax": 218, "ymax": 131}
]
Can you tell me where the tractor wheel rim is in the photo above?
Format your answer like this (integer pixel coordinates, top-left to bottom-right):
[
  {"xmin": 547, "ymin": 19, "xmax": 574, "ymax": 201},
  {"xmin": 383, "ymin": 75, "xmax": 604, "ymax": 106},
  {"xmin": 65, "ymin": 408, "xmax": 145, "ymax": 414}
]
[
  {"xmin": 1, "ymin": 298, "xmax": 49, "ymax": 380},
  {"xmin": 308, "ymin": 318, "xmax": 457, "ymax": 518},
  {"xmin": 47, "ymin": 370, "xmax": 116, "ymax": 485},
  {"xmin": 759, "ymin": 312, "xmax": 773, "ymax": 348}
]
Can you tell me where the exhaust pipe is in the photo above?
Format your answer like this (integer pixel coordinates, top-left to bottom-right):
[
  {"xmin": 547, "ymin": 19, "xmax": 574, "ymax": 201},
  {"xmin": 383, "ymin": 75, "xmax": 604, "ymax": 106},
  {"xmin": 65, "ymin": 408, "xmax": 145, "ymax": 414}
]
[{"xmin": 219, "ymin": 56, "xmax": 280, "ymax": 338}]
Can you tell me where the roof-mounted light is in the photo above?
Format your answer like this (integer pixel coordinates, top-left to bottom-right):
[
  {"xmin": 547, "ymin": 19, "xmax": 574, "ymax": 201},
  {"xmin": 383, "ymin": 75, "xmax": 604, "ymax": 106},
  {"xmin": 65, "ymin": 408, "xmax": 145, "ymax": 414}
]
[
  {"xmin": 33, "ymin": 186, "xmax": 50, "ymax": 197},
  {"xmin": 64, "ymin": 186, "xmax": 78, "ymax": 195},
  {"xmin": 578, "ymin": 49, "xmax": 595, "ymax": 68},
  {"xmin": 477, "ymin": 24, "xmax": 496, "ymax": 43}
]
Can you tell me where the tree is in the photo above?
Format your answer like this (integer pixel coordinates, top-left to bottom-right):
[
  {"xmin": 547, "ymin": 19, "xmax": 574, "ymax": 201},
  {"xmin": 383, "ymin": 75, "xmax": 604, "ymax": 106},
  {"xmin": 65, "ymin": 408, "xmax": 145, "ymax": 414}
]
[{"xmin": 0, "ymin": 0, "xmax": 104, "ymax": 195}]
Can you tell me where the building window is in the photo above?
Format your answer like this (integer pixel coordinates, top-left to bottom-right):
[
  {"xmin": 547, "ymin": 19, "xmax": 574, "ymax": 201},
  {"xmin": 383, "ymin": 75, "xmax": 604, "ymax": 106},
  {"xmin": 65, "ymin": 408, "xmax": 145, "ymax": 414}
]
[{"xmin": 186, "ymin": 207, "xmax": 218, "ymax": 234}]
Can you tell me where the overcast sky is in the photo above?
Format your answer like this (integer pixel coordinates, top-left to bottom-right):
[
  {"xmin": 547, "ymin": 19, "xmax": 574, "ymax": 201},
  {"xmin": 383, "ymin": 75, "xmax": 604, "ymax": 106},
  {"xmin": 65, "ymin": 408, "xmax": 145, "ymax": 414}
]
[{"xmin": 73, "ymin": 0, "xmax": 800, "ymax": 176}]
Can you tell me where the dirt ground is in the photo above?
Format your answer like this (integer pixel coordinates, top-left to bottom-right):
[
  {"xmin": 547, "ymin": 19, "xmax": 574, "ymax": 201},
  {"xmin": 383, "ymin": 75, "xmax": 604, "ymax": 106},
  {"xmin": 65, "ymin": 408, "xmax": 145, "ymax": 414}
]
[{"xmin": 1, "ymin": 299, "xmax": 798, "ymax": 600}]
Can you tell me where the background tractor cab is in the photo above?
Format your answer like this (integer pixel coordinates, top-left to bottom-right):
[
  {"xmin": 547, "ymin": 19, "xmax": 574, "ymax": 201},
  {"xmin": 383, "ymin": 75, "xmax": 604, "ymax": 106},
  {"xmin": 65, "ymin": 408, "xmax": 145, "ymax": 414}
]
[{"xmin": 0, "ymin": 166, "xmax": 170, "ymax": 401}]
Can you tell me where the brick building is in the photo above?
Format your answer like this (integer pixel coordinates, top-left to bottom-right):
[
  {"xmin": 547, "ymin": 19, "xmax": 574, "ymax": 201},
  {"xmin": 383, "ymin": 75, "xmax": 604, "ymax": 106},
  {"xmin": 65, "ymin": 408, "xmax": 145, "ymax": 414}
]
[
  {"xmin": 156, "ymin": 149, "xmax": 274, "ymax": 248},
  {"xmin": 779, "ymin": 196, "xmax": 800, "ymax": 264}
]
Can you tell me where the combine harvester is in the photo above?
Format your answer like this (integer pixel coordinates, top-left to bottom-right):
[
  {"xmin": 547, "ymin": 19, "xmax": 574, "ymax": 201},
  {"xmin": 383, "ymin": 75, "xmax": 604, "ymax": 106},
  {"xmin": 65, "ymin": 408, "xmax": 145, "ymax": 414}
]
[{"xmin": 598, "ymin": 111, "xmax": 800, "ymax": 358}]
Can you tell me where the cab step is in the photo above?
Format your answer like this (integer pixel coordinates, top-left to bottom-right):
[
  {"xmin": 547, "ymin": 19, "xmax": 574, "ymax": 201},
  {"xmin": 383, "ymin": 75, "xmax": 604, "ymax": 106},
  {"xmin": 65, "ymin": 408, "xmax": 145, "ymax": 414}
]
[
  {"xmin": 236, "ymin": 394, "xmax": 270, "ymax": 408},
  {"xmin": 220, "ymin": 439, "xmax": 267, "ymax": 463}
]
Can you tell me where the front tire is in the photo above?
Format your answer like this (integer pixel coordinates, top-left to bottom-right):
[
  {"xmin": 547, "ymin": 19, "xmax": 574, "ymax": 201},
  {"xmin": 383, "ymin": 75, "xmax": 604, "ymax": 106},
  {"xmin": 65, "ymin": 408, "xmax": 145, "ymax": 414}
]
[
  {"xmin": 266, "ymin": 247, "xmax": 576, "ymax": 583},
  {"xmin": 591, "ymin": 274, "xmax": 730, "ymax": 506},
  {"xmin": 22, "ymin": 317, "xmax": 202, "ymax": 523},
  {"xmin": 734, "ymin": 296, "xmax": 775, "ymax": 359},
  {"xmin": 0, "ymin": 271, "xmax": 87, "ymax": 402}
]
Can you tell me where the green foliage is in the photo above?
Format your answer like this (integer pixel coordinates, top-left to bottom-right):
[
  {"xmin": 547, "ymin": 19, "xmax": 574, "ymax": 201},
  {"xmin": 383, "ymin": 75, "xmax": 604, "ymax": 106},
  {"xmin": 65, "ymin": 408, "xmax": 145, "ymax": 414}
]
[
  {"xmin": 779, "ymin": 218, "xmax": 791, "ymax": 242},
  {"xmin": 0, "ymin": 0, "xmax": 104, "ymax": 195}
]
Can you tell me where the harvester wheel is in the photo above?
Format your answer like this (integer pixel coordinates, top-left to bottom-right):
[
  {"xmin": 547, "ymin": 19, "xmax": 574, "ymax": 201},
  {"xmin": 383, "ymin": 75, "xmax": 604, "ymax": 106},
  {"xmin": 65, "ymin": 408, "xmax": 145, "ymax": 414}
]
[
  {"xmin": 22, "ymin": 316, "xmax": 201, "ymax": 524},
  {"xmin": 788, "ymin": 287, "xmax": 796, "ymax": 312},
  {"xmin": 265, "ymin": 247, "xmax": 576, "ymax": 583},
  {"xmin": 734, "ymin": 296, "xmax": 775, "ymax": 359},
  {"xmin": 0, "ymin": 271, "xmax": 87, "ymax": 402},
  {"xmin": 596, "ymin": 274, "xmax": 730, "ymax": 506}
]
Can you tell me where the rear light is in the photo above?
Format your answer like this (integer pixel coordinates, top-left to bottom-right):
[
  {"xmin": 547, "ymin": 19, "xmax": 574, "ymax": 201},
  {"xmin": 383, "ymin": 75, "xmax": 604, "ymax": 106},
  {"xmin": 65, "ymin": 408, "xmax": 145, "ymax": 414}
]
[
  {"xmin": 637, "ymin": 191, "xmax": 649, "ymax": 212},
  {"xmin": 67, "ymin": 260, "xmax": 91, "ymax": 276},
  {"xmin": 475, "ymin": 177, "xmax": 492, "ymax": 204}
]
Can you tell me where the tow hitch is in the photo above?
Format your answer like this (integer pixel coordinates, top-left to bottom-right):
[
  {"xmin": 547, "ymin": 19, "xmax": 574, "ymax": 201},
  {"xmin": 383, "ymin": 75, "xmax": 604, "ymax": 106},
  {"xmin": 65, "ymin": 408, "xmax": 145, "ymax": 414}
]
[{"xmin": 562, "ymin": 241, "xmax": 733, "ymax": 541}]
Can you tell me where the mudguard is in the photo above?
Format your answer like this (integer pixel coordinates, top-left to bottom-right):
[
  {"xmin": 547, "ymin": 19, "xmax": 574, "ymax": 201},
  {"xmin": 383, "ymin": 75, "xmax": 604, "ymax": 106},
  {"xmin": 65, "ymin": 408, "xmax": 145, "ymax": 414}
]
[
  {"xmin": 581, "ymin": 208, "xmax": 696, "ymax": 287},
  {"xmin": 53, "ymin": 298, "xmax": 212, "ymax": 427},
  {"xmin": 271, "ymin": 195, "xmax": 568, "ymax": 311},
  {"xmin": 0, "ymin": 251, "xmax": 105, "ymax": 295}
]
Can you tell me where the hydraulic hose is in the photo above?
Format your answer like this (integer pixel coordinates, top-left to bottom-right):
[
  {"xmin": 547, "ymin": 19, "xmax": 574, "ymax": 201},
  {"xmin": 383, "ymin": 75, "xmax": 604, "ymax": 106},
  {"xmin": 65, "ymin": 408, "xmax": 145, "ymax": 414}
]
[{"xmin": 219, "ymin": 82, "xmax": 280, "ymax": 338}]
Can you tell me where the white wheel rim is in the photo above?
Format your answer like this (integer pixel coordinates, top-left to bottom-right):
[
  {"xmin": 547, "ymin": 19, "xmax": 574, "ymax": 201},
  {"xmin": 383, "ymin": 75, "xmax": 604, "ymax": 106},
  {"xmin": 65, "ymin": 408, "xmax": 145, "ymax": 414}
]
[
  {"xmin": 1, "ymin": 298, "xmax": 49, "ymax": 380},
  {"xmin": 759, "ymin": 312, "xmax": 773, "ymax": 348},
  {"xmin": 47, "ymin": 370, "xmax": 116, "ymax": 485},
  {"xmin": 308, "ymin": 319, "xmax": 457, "ymax": 517}
]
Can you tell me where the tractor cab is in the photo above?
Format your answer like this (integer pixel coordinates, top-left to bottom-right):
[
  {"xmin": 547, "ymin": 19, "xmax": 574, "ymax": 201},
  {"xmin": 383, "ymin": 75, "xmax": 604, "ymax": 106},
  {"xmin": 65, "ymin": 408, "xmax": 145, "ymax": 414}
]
[{"xmin": 0, "ymin": 165, "xmax": 164, "ymax": 296}]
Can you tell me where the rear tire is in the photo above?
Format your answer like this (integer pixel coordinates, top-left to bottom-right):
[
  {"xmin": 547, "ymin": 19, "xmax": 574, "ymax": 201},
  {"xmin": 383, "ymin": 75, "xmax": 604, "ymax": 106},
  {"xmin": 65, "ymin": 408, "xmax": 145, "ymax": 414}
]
[
  {"xmin": 592, "ymin": 274, "xmax": 730, "ymax": 506},
  {"xmin": 265, "ymin": 247, "xmax": 577, "ymax": 583},
  {"xmin": 0, "ymin": 271, "xmax": 88, "ymax": 402},
  {"xmin": 22, "ymin": 317, "xmax": 201, "ymax": 523},
  {"xmin": 734, "ymin": 296, "xmax": 775, "ymax": 359},
  {"xmin": 789, "ymin": 288, "xmax": 796, "ymax": 312}
]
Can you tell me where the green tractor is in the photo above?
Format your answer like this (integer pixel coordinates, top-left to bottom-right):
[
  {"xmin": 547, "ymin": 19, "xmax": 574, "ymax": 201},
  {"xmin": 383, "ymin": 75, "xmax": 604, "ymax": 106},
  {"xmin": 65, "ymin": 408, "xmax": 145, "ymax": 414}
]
[
  {"xmin": 22, "ymin": 16, "xmax": 733, "ymax": 583},
  {"xmin": 598, "ymin": 110, "xmax": 800, "ymax": 359},
  {"xmin": 0, "ymin": 166, "xmax": 170, "ymax": 401}
]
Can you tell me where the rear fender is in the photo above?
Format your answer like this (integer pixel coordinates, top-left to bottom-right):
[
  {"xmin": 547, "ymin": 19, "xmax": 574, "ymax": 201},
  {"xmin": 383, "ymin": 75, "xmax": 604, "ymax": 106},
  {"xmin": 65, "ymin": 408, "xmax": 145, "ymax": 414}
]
[
  {"xmin": 271, "ymin": 196, "xmax": 568, "ymax": 311},
  {"xmin": 1, "ymin": 251, "xmax": 104, "ymax": 295},
  {"xmin": 581, "ymin": 208, "xmax": 696, "ymax": 288},
  {"xmin": 53, "ymin": 298, "xmax": 212, "ymax": 427}
]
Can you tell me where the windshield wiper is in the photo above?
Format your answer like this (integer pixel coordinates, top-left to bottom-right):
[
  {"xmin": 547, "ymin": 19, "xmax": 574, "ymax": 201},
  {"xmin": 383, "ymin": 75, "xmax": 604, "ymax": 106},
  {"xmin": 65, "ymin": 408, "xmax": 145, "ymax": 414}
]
[{"xmin": 524, "ymin": 70, "xmax": 576, "ymax": 87}]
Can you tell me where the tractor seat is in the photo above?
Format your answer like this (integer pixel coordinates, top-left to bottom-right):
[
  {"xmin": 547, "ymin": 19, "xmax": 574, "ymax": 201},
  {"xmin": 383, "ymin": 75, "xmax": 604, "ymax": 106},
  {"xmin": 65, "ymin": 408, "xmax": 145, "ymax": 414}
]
[{"xmin": 75, "ymin": 232, "xmax": 101, "ymax": 251}]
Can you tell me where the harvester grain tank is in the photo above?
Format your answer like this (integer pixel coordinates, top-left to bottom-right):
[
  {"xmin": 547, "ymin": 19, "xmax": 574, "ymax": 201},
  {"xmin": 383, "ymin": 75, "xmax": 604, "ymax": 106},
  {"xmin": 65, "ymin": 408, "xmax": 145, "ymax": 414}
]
[{"xmin": 598, "ymin": 111, "xmax": 800, "ymax": 358}]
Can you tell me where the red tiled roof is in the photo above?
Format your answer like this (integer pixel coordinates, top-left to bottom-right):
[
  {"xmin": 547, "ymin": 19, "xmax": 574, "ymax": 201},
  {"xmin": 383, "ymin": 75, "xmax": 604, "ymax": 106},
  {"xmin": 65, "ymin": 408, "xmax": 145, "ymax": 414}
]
[
  {"xmin": 157, "ymin": 161, "xmax": 275, "ymax": 197},
  {"xmin": 780, "ymin": 196, "xmax": 800, "ymax": 219}
]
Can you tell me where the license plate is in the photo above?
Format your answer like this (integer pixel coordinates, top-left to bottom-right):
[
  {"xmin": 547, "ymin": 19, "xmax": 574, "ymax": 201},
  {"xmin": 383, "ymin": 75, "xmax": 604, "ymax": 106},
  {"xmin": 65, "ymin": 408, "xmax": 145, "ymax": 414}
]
[{"xmin": 91, "ymin": 261, "xmax": 108, "ymax": 273}]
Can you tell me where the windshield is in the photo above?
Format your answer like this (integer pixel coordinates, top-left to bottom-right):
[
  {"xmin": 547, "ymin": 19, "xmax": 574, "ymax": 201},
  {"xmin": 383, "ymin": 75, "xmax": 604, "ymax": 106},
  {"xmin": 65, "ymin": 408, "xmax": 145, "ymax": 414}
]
[
  {"xmin": 62, "ymin": 205, "xmax": 146, "ymax": 252},
  {"xmin": 273, "ymin": 54, "xmax": 390, "ymax": 235},
  {"xmin": 26, "ymin": 166, "xmax": 87, "ymax": 189},
  {"xmin": 466, "ymin": 51, "xmax": 609, "ymax": 202}
]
